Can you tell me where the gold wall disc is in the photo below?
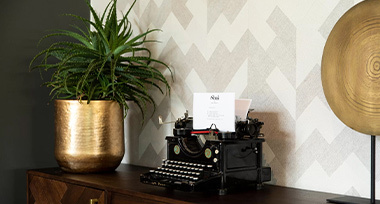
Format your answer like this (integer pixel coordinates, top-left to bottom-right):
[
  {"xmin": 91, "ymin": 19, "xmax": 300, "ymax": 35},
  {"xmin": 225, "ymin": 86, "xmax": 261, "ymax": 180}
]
[{"xmin": 322, "ymin": 0, "xmax": 380, "ymax": 135}]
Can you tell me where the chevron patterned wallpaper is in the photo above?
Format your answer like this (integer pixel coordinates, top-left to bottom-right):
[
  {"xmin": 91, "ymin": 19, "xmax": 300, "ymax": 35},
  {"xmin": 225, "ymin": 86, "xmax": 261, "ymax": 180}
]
[{"xmin": 93, "ymin": 0, "xmax": 380, "ymax": 199}]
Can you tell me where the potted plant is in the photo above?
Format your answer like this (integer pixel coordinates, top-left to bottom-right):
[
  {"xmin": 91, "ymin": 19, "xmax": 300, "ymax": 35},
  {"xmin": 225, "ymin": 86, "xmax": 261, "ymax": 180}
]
[{"xmin": 30, "ymin": 0, "xmax": 172, "ymax": 173}]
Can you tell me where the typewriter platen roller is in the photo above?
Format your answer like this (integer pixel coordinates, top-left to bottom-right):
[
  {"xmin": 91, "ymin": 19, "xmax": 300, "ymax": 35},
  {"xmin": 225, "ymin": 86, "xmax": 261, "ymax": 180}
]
[{"xmin": 140, "ymin": 111, "xmax": 271, "ymax": 195}]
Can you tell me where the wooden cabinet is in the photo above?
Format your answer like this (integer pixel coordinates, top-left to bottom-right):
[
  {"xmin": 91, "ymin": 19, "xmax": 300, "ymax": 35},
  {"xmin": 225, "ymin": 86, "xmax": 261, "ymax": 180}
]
[
  {"xmin": 27, "ymin": 164, "xmax": 339, "ymax": 204},
  {"xmin": 28, "ymin": 175, "xmax": 105, "ymax": 204}
]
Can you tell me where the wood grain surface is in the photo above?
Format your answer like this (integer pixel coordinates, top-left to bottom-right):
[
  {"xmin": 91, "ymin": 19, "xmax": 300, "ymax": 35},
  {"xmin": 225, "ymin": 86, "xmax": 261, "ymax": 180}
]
[{"xmin": 27, "ymin": 164, "xmax": 341, "ymax": 204}]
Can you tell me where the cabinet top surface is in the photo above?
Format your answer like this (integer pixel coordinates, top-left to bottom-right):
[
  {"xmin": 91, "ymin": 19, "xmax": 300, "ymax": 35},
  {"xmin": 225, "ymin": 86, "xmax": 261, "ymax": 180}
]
[{"xmin": 27, "ymin": 164, "xmax": 338, "ymax": 204}]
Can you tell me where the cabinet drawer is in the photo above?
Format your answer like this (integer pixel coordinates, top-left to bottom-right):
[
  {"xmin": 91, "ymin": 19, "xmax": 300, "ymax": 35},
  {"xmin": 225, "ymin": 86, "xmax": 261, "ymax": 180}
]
[{"xmin": 28, "ymin": 175, "xmax": 105, "ymax": 204}]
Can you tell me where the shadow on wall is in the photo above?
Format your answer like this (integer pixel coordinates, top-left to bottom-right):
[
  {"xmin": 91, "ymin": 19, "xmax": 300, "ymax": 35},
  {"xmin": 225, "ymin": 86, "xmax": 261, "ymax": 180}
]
[
  {"xmin": 123, "ymin": 102, "xmax": 144, "ymax": 165},
  {"xmin": 250, "ymin": 111, "xmax": 291, "ymax": 186},
  {"xmin": 123, "ymin": 95, "xmax": 172, "ymax": 168}
]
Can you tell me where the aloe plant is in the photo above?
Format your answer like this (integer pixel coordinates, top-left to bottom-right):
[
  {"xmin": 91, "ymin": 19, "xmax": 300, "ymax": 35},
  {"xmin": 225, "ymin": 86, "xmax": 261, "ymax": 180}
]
[{"xmin": 30, "ymin": 0, "xmax": 172, "ymax": 119}]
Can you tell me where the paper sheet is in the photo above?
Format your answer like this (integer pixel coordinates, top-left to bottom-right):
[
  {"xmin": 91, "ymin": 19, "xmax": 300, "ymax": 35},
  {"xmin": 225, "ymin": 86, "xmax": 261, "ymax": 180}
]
[
  {"xmin": 193, "ymin": 93, "xmax": 235, "ymax": 132},
  {"xmin": 235, "ymin": 99, "xmax": 252, "ymax": 121}
]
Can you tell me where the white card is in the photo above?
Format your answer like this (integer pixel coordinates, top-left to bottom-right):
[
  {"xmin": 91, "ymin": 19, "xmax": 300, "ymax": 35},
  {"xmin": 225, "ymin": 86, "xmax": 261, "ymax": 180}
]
[
  {"xmin": 235, "ymin": 99, "xmax": 252, "ymax": 121},
  {"xmin": 193, "ymin": 93, "xmax": 235, "ymax": 132}
]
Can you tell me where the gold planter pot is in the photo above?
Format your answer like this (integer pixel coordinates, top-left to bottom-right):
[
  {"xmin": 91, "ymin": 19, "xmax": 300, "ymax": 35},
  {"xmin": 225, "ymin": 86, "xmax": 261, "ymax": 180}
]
[{"xmin": 54, "ymin": 100, "xmax": 124, "ymax": 173}]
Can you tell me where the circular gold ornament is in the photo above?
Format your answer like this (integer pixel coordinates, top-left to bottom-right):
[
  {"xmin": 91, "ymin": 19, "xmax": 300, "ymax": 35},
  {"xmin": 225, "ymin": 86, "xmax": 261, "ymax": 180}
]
[{"xmin": 322, "ymin": 0, "xmax": 380, "ymax": 135}]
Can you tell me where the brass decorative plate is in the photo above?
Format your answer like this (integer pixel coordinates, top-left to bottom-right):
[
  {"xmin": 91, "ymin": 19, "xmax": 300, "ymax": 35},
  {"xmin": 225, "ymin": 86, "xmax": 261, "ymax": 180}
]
[{"xmin": 322, "ymin": 0, "xmax": 380, "ymax": 135}]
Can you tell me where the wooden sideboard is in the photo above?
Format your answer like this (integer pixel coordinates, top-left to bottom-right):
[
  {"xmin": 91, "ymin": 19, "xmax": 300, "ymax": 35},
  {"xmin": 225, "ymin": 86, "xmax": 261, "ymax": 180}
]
[{"xmin": 27, "ymin": 164, "xmax": 339, "ymax": 204}]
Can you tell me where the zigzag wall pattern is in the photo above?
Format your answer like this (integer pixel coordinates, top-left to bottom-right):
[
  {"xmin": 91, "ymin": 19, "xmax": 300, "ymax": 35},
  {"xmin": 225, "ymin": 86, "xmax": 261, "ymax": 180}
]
[{"xmin": 92, "ymin": 0, "xmax": 380, "ymax": 199}]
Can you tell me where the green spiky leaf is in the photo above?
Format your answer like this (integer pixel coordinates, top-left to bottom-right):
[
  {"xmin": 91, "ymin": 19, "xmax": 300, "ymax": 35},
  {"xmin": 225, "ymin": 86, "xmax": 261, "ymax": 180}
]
[{"xmin": 30, "ymin": 0, "xmax": 172, "ymax": 121}]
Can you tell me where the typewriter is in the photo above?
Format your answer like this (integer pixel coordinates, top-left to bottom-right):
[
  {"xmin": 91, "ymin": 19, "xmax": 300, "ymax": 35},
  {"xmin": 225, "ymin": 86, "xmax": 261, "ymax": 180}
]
[{"xmin": 140, "ymin": 111, "xmax": 271, "ymax": 195}]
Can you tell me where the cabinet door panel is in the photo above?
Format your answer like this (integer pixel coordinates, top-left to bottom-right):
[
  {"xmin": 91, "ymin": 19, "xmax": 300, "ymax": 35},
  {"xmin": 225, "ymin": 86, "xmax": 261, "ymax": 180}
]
[{"xmin": 28, "ymin": 175, "xmax": 105, "ymax": 204}]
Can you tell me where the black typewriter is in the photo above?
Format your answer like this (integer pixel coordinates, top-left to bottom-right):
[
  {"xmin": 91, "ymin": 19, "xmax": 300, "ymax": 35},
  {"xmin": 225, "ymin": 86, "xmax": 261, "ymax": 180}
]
[{"xmin": 140, "ymin": 111, "xmax": 271, "ymax": 195}]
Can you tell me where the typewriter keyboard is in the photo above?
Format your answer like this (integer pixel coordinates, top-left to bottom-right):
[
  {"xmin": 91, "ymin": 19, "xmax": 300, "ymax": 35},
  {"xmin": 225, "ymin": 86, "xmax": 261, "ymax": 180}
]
[{"xmin": 148, "ymin": 159, "xmax": 214, "ymax": 183}]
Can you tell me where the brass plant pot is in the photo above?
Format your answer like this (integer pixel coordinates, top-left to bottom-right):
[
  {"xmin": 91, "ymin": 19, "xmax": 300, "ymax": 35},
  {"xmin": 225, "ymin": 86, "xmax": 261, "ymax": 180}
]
[{"xmin": 54, "ymin": 100, "xmax": 124, "ymax": 173}]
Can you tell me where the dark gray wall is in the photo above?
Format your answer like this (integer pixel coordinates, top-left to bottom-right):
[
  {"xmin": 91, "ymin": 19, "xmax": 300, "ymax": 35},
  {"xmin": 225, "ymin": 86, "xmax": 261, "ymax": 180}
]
[{"xmin": 0, "ymin": 1, "xmax": 89, "ymax": 203}]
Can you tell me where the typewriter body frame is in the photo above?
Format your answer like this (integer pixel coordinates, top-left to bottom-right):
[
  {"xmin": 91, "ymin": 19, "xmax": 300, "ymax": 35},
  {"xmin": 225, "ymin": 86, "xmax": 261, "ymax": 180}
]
[{"xmin": 140, "ymin": 111, "xmax": 271, "ymax": 195}]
